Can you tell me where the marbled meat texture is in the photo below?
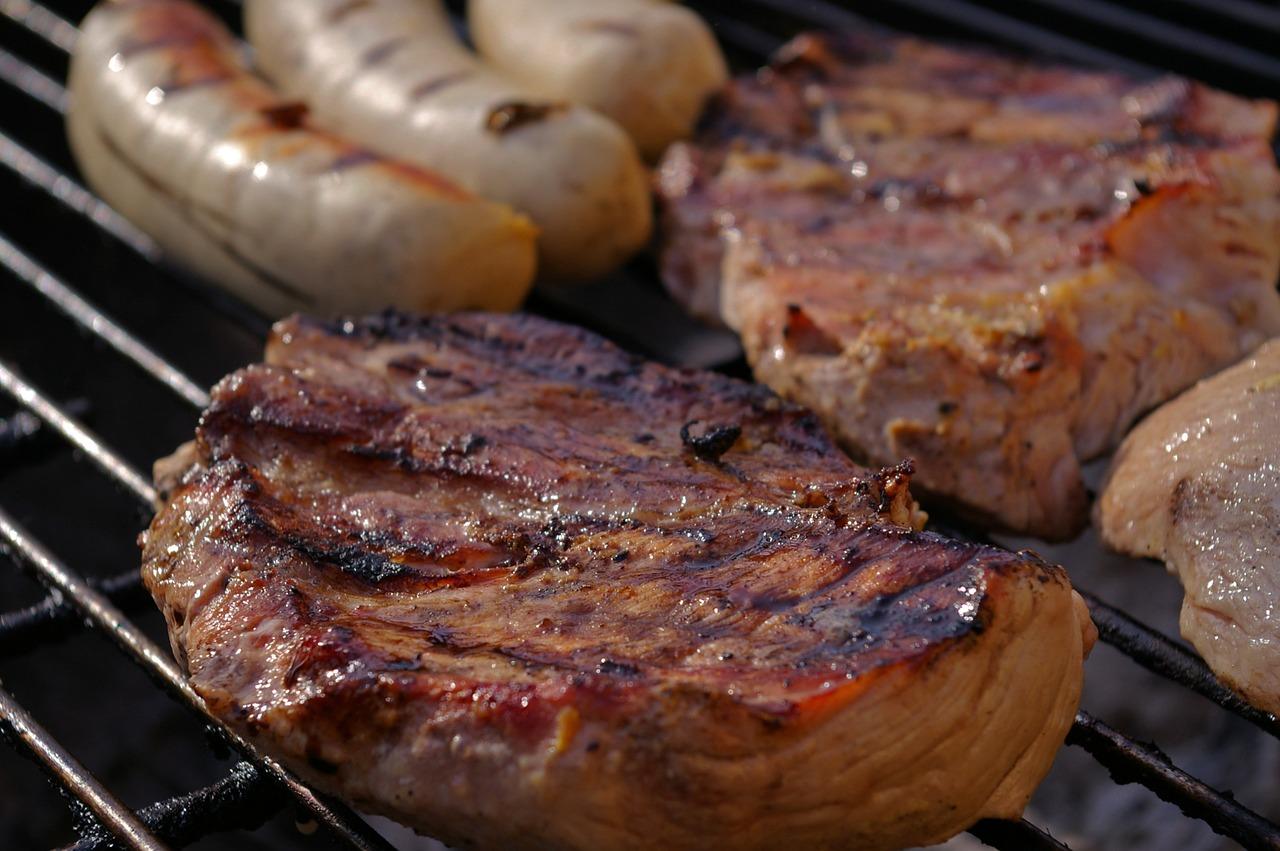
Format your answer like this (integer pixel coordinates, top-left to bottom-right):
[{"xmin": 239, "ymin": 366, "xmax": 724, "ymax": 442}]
[
  {"xmin": 656, "ymin": 31, "xmax": 1280, "ymax": 539},
  {"xmin": 141, "ymin": 311, "xmax": 1092, "ymax": 851}
]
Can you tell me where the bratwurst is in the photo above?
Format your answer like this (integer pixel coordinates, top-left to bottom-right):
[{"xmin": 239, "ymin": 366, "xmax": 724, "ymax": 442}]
[
  {"xmin": 67, "ymin": 0, "xmax": 536, "ymax": 316},
  {"xmin": 245, "ymin": 0, "xmax": 652, "ymax": 284}
]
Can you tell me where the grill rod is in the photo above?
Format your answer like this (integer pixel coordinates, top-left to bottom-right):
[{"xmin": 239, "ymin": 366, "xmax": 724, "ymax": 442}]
[
  {"xmin": 0, "ymin": 501, "xmax": 398, "ymax": 851},
  {"xmin": 0, "ymin": 365, "xmax": 394, "ymax": 851},
  {"xmin": 0, "ymin": 568, "xmax": 142, "ymax": 654},
  {"xmin": 0, "ymin": 359, "xmax": 157, "ymax": 503},
  {"xmin": 0, "ymin": 683, "xmax": 167, "ymax": 851},
  {"xmin": 0, "ymin": 0, "xmax": 76, "ymax": 50},
  {"xmin": 1070, "ymin": 712, "xmax": 1280, "ymax": 851},
  {"xmin": 728, "ymin": 0, "xmax": 1154, "ymax": 74},
  {"xmin": 66, "ymin": 761, "xmax": 286, "ymax": 851},
  {"xmin": 0, "ymin": 235, "xmax": 209, "ymax": 410},
  {"xmin": 1079, "ymin": 590, "xmax": 1280, "ymax": 739}
]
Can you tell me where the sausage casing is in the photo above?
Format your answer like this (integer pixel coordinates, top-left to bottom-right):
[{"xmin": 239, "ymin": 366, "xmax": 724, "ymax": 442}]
[
  {"xmin": 68, "ymin": 0, "xmax": 537, "ymax": 316},
  {"xmin": 469, "ymin": 0, "xmax": 728, "ymax": 159},
  {"xmin": 244, "ymin": 0, "xmax": 653, "ymax": 284}
]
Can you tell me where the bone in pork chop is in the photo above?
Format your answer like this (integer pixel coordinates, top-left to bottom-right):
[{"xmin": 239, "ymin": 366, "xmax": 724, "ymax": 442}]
[
  {"xmin": 1098, "ymin": 339, "xmax": 1280, "ymax": 716},
  {"xmin": 657, "ymin": 32, "xmax": 1280, "ymax": 540},
  {"xmin": 141, "ymin": 311, "xmax": 1094, "ymax": 851}
]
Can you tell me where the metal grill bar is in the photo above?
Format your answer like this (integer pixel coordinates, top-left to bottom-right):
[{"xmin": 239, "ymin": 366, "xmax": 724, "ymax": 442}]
[
  {"xmin": 0, "ymin": 43, "xmax": 65, "ymax": 109},
  {"xmin": 0, "ymin": 0, "xmax": 76, "ymax": 50},
  {"xmin": 0, "ymin": 683, "xmax": 166, "ymax": 851},
  {"xmin": 0, "ymin": 367, "xmax": 389, "ymax": 850},
  {"xmin": 1069, "ymin": 711, "xmax": 1280, "ymax": 851},
  {"xmin": 0, "ymin": 238, "xmax": 210, "ymax": 409},
  {"xmin": 68, "ymin": 762, "xmax": 286, "ymax": 851},
  {"xmin": 990, "ymin": 0, "xmax": 1280, "ymax": 82},
  {"xmin": 0, "ymin": 129, "xmax": 155, "ymax": 258},
  {"xmin": 732, "ymin": 0, "xmax": 1155, "ymax": 74},
  {"xmin": 0, "ymin": 505, "xmax": 398, "ymax": 851},
  {"xmin": 1169, "ymin": 0, "xmax": 1280, "ymax": 33},
  {"xmin": 0, "ymin": 360, "xmax": 157, "ymax": 503},
  {"xmin": 969, "ymin": 818, "xmax": 1072, "ymax": 851},
  {"xmin": 0, "ymin": 397, "xmax": 87, "ymax": 458},
  {"xmin": 1080, "ymin": 590, "xmax": 1280, "ymax": 739},
  {"xmin": 0, "ymin": 568, "xmax": 143, "ymax": 654}
]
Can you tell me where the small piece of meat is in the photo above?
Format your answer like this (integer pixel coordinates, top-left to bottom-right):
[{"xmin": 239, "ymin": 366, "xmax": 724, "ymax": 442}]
[
  {"xmin": 657, "ymin": 31, "xmax": 1280, "ymax": 540},
  {"xmin": 1097, "ymin": 339, "xmax": 1280, "ymax": 716},
  {"xmin": 141, "ymin": 311, "xmax": 1094, "ymax": 851}
]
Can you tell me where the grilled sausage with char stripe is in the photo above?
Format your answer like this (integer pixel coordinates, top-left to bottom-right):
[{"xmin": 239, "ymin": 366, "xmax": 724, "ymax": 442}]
[
  {"xmin": 68, "ymin": 0, "xmax": 536, "ymax": 317},
  {"xmin": 244, "ymin": 0, "xmax": 652, "ymax": 284},
  {"xmin": 469, "ymin": 0, "xmax": 728, "ymax": 159}
]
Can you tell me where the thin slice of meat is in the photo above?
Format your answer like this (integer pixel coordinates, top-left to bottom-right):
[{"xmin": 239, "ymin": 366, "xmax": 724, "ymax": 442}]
[
  {"xmin": 1097, "ymin": 339, "xmax": 1280, "ymax": 716},
  {"xmin": 142, "ymin": 311, "xmax": 1094, "ymax": 851},
  {"xmin": 657, "ymin": 32, "xmax": 1280, "ymax": 540}
]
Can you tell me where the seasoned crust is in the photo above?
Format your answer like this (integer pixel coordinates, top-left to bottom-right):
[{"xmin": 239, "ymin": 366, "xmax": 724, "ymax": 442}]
[
  {"xmin": 657, "ymin": 30, "xmax": 1280, "ymax": 540},
  {"xmin": 142, "ymin": 311, "xmax": 1091, "ymax": 850}
]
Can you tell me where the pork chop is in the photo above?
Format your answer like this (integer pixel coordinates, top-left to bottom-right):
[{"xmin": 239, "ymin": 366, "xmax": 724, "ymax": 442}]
[
  {"xmin": 657, "ymin": 32, "xmax": 1280, "ymax": 540},
  {"xmin": 141, "ymin": 311, "xmax": 1094, "ymax": 851},
  {"xmin": 1097, "ymin": 339, "xmax": 1280, "ymax": 716}
]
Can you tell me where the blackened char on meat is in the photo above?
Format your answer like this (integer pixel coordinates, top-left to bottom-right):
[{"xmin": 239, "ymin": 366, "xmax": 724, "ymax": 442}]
[{"xmin": 141, "ymin": 311, "xmax": 1093, "ymax": 851}]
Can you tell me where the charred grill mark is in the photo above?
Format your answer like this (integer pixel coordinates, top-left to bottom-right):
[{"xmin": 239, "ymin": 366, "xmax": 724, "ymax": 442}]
[
  {"xmin": 343, "ymin": 437, "xmax": 500, "ymax": 480},
  {"xmin": 445, "ymin": 434, "xmax": 488, "ymax": 457},
  {"xmin": 410, "ymin": 71, "xmax": 472, "ymax": 101},
  {"xmin": 485, "ymin": 101, "xmax": 568, "ymax": 135},
  {"xmin": 157, "ymin": 72, "xmax": 235, "ymax": 94},
  {"xmin": 118, "ymin": 32, "xmax": 205, "ymax": 56},
  {"xmin": 595, "ymin": 658, "xmax": 641, "ymax": 677},
  {"xmin": 313, "ymin": 310, "xmax": 441, "ymax": 342},
  {"xmin": 327, "ymin": 0, "xmax": 373, "ymax": 24},
  {"xmin": 329, "ymin": 149, "xmax": 379, "ymax": 172},
  {"xmin": 92, "ymin": 125, "xmax": 314, "ymax": 303},
  {"xmin": 295, "ymin": 540, "xmax": 412, "ymax": 583},
  {"xmin": 680, "ymin": 420, "xmax": 742, "ymax": 462},
  {"xmin": 259, "ymin": 101, "xmax": 310, "ymax": 130},
  {"xmin": 361, "ymin": 37, "xmax": 407, "ymax": 68},
  {"xmin": 578, "ymin": 20, "xmax": 640, "ymax": 38},
  {"xmin": 235, "ymin": 500, "xmax": 412, "ymax": 583},
  {"xmin": 227, "ymin": 485, "xmax": 519, "ymax": 592}
]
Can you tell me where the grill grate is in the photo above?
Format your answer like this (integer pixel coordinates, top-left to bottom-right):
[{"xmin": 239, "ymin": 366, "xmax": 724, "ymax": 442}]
[{"xmin": 0, "ymin": 0, "xmax": 1278, "ymax": 849}]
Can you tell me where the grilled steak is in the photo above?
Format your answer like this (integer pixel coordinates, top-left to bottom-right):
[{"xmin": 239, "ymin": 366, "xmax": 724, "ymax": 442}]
[
  {"xmin": 1097, "ymin": 339, "xmax": 1280, "ymax": 716},
  {"xmin": 142, "ymin": 311, "xmax": 1094, "ymax": 851},
  {"xmin": 657, "ymin": 32, "xmax": 1280, "ymax": 540}
]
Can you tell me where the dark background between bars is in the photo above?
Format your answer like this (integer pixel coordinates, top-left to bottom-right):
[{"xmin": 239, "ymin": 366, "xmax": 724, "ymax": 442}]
[{"xmin": 1, "ymin": 0, "xmax": 1279, "ymax": 849}]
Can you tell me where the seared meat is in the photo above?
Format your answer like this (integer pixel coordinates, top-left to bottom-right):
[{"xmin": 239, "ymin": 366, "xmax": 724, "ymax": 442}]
[
  {"xmin": 1097, "ymin": 339, "xmax": 1280, "ymax": 716},
  {"xmin": 142, "ymin": 311, "xmax": 1094, "ymax": 851},
  {"xmin": 657, "ymin": 32, "xmax": 1280, "ymax": 540}
]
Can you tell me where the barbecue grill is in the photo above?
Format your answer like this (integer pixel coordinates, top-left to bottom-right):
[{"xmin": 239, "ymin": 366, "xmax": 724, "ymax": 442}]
[{"xmin": 1, "ymin": 0, "xmax": 1278, "ymax": 848}]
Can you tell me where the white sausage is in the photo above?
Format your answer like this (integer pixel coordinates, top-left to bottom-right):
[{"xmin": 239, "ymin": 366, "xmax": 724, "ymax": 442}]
[
  {"xmin": 469, "ymin": 0, "xmax": 728, "ymax": 159},
  {"xmin": 243, "ymin": 0, "xmax": 653, "ymax": 284},
  {"xmin": 67, "ymin": 0, "xmax": 537, "ymax": 317}
]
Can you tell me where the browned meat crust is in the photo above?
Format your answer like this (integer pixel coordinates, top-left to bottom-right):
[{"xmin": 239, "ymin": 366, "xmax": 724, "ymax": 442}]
[
  {"xmin": 141, "ymin": 311, "xmax": 1092, "ymax": 850},
  {"xmin": 657, "ymin": 32, "xmax": 1280, "ymax": 540}
]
